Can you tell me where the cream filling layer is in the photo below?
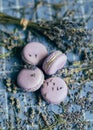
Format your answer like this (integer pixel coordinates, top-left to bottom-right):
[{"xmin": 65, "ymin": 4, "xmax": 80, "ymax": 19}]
[{"xmin": 44, "ymin": 51, "xmax": 62, "ymax": 71}]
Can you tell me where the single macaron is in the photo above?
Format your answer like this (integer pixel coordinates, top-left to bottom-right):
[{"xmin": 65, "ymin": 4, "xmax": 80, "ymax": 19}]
[
  {"xmin": 22, "ymin": 42, "xmax": 48, "ymax": 65},
  {"xmin": 42, "ymin": 50, "xmax": 67, "ymax": 75},
  {"xmin": 17, "ymin": 67, "xmax": 44, "ymax": 92},
  {"xmin": 41, "ymin": 77, "xmax": 68, "ymax": 104}
]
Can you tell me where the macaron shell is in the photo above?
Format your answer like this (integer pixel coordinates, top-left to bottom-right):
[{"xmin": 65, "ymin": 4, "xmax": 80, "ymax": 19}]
[
  {"xmin": 22, "ymin": 42, "xmax": 48, "ymax": 65},
  {"xmin": 47, "ymin": 54, "xmax": 67, "ymax": 75},
  {"xmin": 42, "ymin": 51, "xmax": 62, "ymax": 73},
  {"xmin": 17, "ymin": 68, "xmax": 44, "ymax": 92},
  {"xmin": 45, "ymin": 51, "xmax": 62, "ymax": 62},
  {"xmin": 43, "ymin": 51, "xmax": 67, "ymax": 75},
  {"xmin": 41, "ymin": 77, "xmax": 68, "ymax": 104}
]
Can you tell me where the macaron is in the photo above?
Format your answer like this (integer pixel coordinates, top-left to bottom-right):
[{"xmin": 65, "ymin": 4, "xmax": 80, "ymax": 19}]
[
  {"xmin": 22, "ymin": 42, "xmax": 48, "ymax": 65},
  {"xmin": 41, "ymin": 77, "xmax": 68, "ymax": 104},
  {"xmin": 17, "ymin": 67, "xmax": 44, "ymax": 92},
  {"xmin": 42, "ymin": 50, "xmax": 67, "ymax": 75}
]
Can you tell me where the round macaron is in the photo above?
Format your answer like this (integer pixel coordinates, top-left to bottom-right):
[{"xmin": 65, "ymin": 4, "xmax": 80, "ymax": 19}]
[
  {"xmin": 42, "ymin": 50, "xmax": 67, "ymax": 75},
  {"xmin": 41, "ymin": 77, "xmax": 68, "ymax": 104},
  {"xmin": 17, "ymin": 67, "xmax": 44, "ymax": 92},
  {"xmin": 22, "ymin": 42, "xmax": 48, "ymax": 65}
]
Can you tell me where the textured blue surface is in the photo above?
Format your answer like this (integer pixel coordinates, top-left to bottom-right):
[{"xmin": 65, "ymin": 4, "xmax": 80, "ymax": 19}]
[{"xmin": 0, "ymin": 0, "xmax": 93, "ymax": 130}]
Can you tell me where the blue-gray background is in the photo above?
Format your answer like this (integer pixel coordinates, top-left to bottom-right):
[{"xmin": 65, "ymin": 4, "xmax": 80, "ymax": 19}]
[{"xmin": 0, "ymin": 0, "xmax": 93, "ymax": 130}]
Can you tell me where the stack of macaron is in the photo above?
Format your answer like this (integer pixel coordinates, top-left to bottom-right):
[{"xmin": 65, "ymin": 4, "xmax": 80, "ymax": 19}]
[{"xmin": 17, "ymin": 42, "xmax": 68, "ymax": 104}]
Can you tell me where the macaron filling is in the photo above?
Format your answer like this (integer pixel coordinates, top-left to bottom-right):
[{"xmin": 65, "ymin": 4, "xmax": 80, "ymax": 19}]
[
  {"xmin": 46, "ymin": 54, "xmax": 67, "ymax": 74},
  {"xmin": 43, "ymin": 51, "xmax": 62, "ymax": 71},
  {"xmin": 43, "ymin": 51, "xmax": 67, "ymax": 75}
]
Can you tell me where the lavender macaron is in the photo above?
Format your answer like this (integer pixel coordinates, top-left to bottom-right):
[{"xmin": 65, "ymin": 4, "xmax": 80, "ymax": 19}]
[
  {"xmin": 41, "ymin": 77, "xmax": 68, "ymax": 104},
  {"xmin": 43, "ymin": 50, "xmax": 67, "ymax": 75},
  {"xmin": 17, "ymin": 67, "xmax": 44, "ymax": 92},
  {"xmin": 22, "ymin": 42, "xmax": 48, "ymax": 65}
]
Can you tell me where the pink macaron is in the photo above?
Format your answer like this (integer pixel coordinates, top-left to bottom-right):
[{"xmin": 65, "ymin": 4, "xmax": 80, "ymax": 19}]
[
  {"xmin": 22, "ymin": 42, "xmax": 48, "ymax": 65},
  {"xmin": 41, "ymin": 77, "xmax": 68, "ymax": 104},
  {"xmin": 17, "ymin": 67, "xmax": 44, "ymax": 92},
  {"xmin": 42, "ymin": 50, "xmax": 67, "ymax": 75}
]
